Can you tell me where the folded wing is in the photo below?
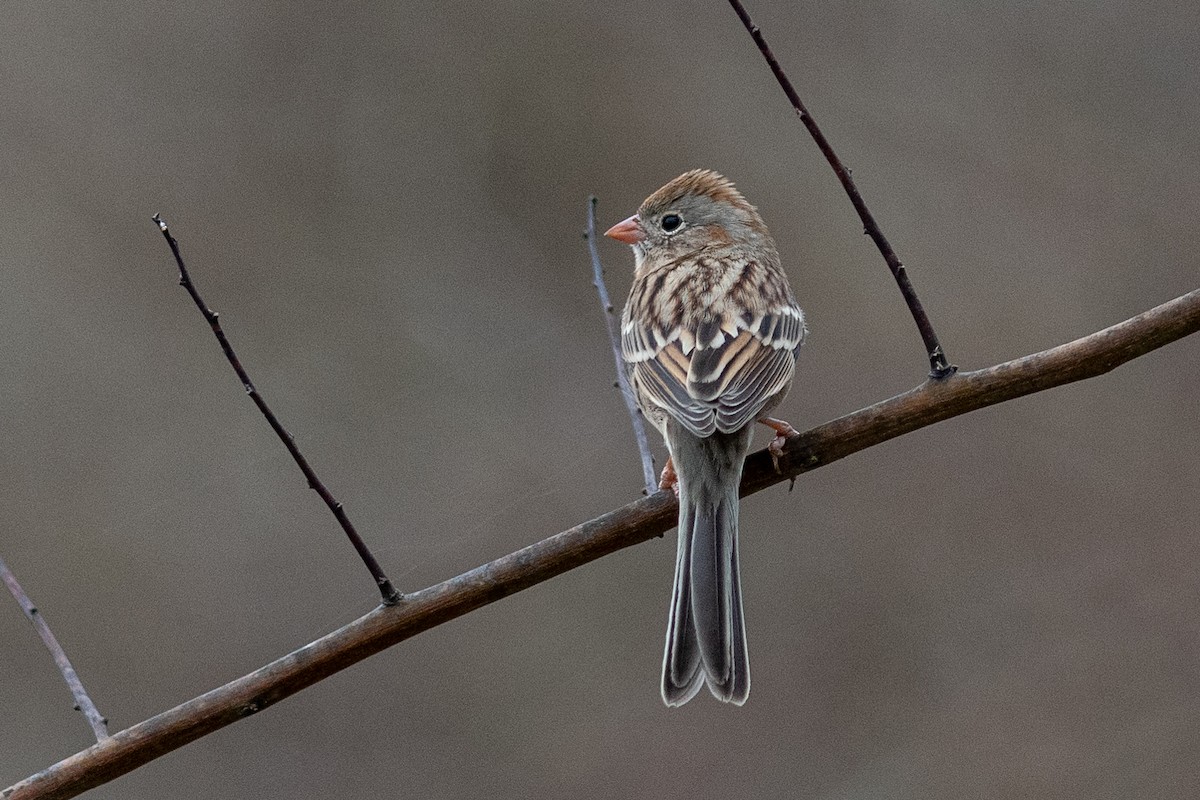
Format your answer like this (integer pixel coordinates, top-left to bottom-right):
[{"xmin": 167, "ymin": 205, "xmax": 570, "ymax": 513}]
[{"xmin": 623, "ymin": 305, "xmax": 804, "ymax": 437}]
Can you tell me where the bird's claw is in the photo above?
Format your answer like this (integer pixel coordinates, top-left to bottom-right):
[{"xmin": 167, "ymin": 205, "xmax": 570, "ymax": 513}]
[{"xmin": 760, "ymin": 417, "xmax": 799, "ymax": 475}]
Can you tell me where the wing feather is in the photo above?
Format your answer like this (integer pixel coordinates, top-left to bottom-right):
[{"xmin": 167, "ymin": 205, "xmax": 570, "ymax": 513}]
[{"xmin": 623, "ymin": 305, "xmax": 803, "ymax": 438}]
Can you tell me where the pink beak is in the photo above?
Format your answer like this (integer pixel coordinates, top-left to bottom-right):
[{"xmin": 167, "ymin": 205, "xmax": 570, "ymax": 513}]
[{"xmin": 604, "ymin": 214, "xmax": 644, "ymax": 244}]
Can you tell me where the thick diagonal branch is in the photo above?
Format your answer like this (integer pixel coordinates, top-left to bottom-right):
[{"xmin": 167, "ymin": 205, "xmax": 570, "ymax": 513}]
[{"xmin": 7, "ymin": 287, "xmax": 1197, "ymax": 800}]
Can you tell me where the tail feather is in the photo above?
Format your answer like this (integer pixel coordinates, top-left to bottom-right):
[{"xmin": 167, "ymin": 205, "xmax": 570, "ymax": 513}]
[
  {"xmin": 662, "ymin": 522, "xmax": 704, "ymax": 706},
  {"xmin": 661, "ymin": 420, "xmax": 753, "ymax": 706}
]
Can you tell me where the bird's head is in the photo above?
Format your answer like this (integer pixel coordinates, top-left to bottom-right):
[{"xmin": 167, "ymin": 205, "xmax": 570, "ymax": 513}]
[{"xmin": 604, "ymin": 169, "xmax": 769, "ymax": 264}]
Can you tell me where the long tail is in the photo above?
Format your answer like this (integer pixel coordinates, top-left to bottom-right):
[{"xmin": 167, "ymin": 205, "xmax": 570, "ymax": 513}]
[{"xmin": 661, "ymin": 419, "xmax": 754, "ymax": 706}]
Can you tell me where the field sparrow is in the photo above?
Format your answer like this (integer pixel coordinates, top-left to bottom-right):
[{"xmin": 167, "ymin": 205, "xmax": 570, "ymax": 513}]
[{"xmin": 606, "ymin": 170, "xmax": 805, "ymax": 706}]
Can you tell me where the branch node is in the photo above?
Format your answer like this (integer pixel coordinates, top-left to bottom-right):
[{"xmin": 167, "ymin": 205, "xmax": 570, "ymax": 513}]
[
  {"xmin": 927, "ymin": 347, "xmax": 958, "ymax": 379},
  {"xmin": 380, "ymin": 584, "xmax": 403, "ymax": 606}
]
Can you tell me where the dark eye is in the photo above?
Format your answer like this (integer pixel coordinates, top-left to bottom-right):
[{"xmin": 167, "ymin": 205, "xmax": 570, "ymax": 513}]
[{"xmin": 661, "ymin": 214, "xmax": 683, "ymax": 233}]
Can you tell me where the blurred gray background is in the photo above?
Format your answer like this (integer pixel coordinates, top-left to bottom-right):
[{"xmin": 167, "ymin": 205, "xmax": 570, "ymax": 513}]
[{"xmin": 3, "ymin": 1, "xmax": 1198, "ymax": 797}]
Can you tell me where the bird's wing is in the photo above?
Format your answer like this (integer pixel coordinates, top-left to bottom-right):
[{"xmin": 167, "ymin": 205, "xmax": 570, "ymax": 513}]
[
  {"xmin": 623, "ymin": 303, "xmax": 804, "ymax": 437},
  {"xmin": 688, "ymin": 306, "xmax": 804, "ymax": 433},
  {"xmin": 623, "ymin": 320, "xmax": 716, "ymax": 436}
]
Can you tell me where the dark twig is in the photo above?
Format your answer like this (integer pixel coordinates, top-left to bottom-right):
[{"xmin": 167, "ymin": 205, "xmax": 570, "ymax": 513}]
[
  {"xmin": 9, "ymin": 287, "xmax": 1197, "ymax": 800},
  {"xmin": 150, "ymin": 215, "xmax": 401, "ymax": 606},
  {"xmin": 725, "ymin": 0, "xmax": 955, "ymax": 379},
  {"xmin": 586, "ymin": 197, "xmax": 658, "ymax": 494},
  {"xmin": 0, "ymin": 556, "xmax": 109, "ymax": 742}
]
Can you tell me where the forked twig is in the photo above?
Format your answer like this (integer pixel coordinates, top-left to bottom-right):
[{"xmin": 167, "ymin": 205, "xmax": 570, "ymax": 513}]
[
  {"xmin": 0, "ymin": 556, "xmax": 109, "ymax": 742},
  {"xmin": 725, "ymin": 0, "xmax": 955, "ymax": 379},
  {"xmin": 9, "ymin": 287, "xmax": 1197, "ymax": 800},
  {"xmin": 150, "ymin": 215, "xmax": 401, "ymax": 606},
  {"xmin": 585, "ymin": 197, "xmax": 658, "ymax": 494}
]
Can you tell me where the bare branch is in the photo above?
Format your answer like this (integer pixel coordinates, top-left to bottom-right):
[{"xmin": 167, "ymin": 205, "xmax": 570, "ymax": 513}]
[
  {"xmin": 8, "ymin": 287, "xmax": 1196, "ymax": 800},
  {"xmin": 725, "ymin": 0, "xmax": 955, "ymax": 379},
  {"xmin": 150, "ymin": 215, "xmax": 401, "ymax": 606},
  {"xmin": 0, "ymin": 557, "xmax": 109, "ymax": 742},
  {"xmin": 585, "ymin": 197, "xmax": 658, "ymax": 494}
]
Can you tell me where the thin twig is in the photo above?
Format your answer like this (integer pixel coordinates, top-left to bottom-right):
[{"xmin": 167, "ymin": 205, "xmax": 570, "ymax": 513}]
[
  {"xmin": 0, "ymin": 556, "xmax": 109, "ymax": 742},
  {"xmin": 150, "ymin": 215, "xmax": 401, "ymax": 606},
  {"xmin": 9, "ymin": 287, "xmax": 1197, "ymax": 800},
  {"xmin": 725, "ymin": 0, "xmax": 955, "ymax": 379},
  {"xmin": 586, "ymin": 197, "xmax": 658, "ymax": 494}
]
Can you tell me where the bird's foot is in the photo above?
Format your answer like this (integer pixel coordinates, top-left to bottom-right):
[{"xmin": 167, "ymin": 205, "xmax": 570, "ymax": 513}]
[
  {"xmin": 659, "ymin": 457, "xmax": 679, "ymax": 497},
  {"xmin": 759, "ymin": 417, "xmax": 799, "ymax": 474}
]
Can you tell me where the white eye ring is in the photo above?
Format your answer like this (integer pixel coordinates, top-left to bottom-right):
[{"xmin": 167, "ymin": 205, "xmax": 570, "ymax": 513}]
[{"xmin": 661, "ymin": 214, "xmax": 683, "ymax": 233}]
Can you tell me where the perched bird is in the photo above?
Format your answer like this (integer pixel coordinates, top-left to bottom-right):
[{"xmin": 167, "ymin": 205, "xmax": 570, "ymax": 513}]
[{"xmin": 606, "ymin": 170, "xmax": 805, "ymax": 706}]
